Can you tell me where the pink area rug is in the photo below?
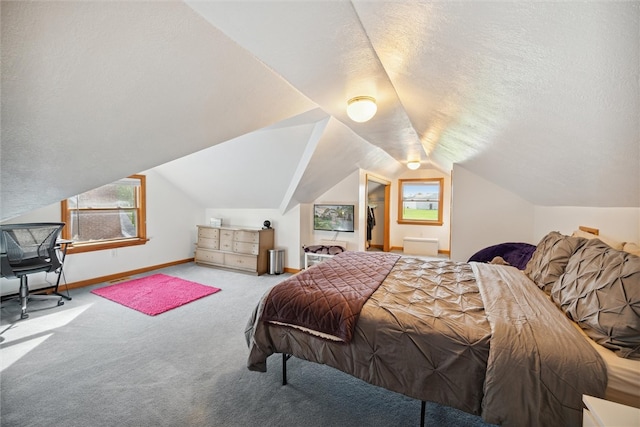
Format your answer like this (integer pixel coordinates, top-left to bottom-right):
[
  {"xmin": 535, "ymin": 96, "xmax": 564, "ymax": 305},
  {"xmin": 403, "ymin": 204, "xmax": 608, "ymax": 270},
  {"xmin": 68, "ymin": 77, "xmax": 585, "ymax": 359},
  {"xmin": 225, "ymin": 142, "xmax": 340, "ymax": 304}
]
[{"xmin": 91, "ymin": 274, "xmax": 220, "ymax": 316}]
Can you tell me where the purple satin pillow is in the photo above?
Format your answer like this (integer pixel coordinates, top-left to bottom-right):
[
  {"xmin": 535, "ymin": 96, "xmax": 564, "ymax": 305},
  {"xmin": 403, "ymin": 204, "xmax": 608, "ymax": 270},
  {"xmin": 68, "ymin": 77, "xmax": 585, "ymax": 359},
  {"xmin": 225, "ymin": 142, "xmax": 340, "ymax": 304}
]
[{"xmin": 468, "ymin": 242, "xmax": 537, "ymax": 270}]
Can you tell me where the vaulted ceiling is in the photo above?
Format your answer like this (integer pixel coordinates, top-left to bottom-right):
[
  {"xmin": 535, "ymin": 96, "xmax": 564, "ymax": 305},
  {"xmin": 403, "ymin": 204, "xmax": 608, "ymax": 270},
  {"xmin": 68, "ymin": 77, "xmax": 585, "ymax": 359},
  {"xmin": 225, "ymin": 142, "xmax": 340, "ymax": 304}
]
[{"xmin": 2, "ymin": 1, "xmax": 638, "ymax": 221}]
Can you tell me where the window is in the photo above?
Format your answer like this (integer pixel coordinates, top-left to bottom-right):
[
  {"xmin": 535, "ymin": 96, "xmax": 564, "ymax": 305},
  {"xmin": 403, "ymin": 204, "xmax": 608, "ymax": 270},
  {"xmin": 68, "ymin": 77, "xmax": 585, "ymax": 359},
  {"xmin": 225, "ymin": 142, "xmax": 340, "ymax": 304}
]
[
  {"xmin": 397, "ymin": 178, "xmax": 443, "ymax": 225},
  {"xmin": 61, "ymin": 175, "xmax": 147, "ymax": 253}
]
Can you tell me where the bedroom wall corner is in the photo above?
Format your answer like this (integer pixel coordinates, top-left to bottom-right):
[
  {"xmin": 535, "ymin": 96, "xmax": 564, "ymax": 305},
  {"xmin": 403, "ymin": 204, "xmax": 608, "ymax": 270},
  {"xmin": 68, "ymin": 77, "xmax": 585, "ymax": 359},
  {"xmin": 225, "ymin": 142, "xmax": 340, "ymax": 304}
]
[{"xmin": 450, "ymin": 165, "xmax": 534, "ymax": 263}]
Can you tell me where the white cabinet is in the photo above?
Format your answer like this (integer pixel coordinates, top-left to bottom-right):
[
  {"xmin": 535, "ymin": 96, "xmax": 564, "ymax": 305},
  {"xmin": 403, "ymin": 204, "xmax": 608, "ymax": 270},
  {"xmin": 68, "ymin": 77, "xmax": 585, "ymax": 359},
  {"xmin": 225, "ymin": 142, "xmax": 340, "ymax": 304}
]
[
  {"xmin": 303, "ymin": 239, "xmax": 347, "ymax": 269},
  {"xmin": 195, "ymin": 225, "xmax": 274, "ymax": 275},
  {"xmin": 582, "ymin": 395, "xmax": 640, "ymax": 427}
]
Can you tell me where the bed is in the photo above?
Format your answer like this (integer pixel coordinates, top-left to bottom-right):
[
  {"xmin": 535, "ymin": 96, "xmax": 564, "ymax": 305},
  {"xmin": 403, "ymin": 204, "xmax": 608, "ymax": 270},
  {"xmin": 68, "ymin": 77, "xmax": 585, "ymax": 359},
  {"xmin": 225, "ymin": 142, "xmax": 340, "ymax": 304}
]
[{"xmin": 245, "ymin": 231, "xmax": 640, "ymax": 426}]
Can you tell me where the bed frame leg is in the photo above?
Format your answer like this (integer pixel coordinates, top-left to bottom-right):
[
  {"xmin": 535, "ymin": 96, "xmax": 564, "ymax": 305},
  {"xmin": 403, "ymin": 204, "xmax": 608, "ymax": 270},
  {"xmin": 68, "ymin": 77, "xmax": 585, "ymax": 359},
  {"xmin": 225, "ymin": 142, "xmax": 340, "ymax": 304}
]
[
  {"xmin": 282, "ymin": 353, "xmax": 291, "ymax": 386},
  {"xmin": 280, "ymin": 354, "xmax": 426, "ymax": 426}
]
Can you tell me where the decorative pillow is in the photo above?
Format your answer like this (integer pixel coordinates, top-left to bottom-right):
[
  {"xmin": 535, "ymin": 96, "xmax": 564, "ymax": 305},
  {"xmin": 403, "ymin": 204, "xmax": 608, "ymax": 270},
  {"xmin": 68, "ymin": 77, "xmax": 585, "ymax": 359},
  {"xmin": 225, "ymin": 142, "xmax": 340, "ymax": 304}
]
[
  {"xmin": 328, "ymin": 245, "xmax": 345, "ymax": 255},
  {"xmin": 303, "ymin": 245, "xmax": 345, "ymax": 255},
  {"xmin": 524, "ymin": 231, "xmax": 586, "ymax": 293},
  {"xmin": 551, "ymin": 239, "xmax": 640, "ymax": 359},
  {"xmin": 304, "ymin": 245, "xmax": 326, "ymax": 254},
  {"xmin": 467, "ymin": 242, "xmax": 537, "ymax": 270},
  {"xmin": 571, "ymin": 229, "xmax": 624, "ymax": 251}
]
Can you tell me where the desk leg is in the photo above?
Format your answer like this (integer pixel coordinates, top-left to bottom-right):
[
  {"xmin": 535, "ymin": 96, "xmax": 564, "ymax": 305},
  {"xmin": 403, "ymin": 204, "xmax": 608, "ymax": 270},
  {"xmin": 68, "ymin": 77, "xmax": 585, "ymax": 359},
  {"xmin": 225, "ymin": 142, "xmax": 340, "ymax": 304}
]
[
  {"xmin": 54, "ymin": 243, "xmax": 72, "ymax": 300},
  {"xmin": 53, "ymin": 276, "xmax": 72, "ymax": 300}
]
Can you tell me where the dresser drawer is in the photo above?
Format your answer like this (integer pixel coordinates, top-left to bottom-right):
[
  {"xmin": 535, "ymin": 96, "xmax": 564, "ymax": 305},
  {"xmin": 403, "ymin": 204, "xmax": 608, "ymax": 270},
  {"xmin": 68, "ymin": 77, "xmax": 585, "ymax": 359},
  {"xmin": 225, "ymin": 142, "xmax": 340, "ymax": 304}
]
[
  {"xmin": 219, "ymin": 229, "xmax": 234, "ymax": 240},
  {"xmin": 234, "ymin": 230, "xmax": 260, "ymax": 244},
  {"xmin": 198, "ymin": 237, "xmax": 219, "ymax": 250},
  {"xmin": 195, "ymin": 249, "xmax": 224, "ymax": 265},
  {"xmin": 219, "ymin": 229, "xmax": 234, "ymax": 251},
  {"xmin": 219, "ymin": 238, "xmax": 233, "ymax": 251},
  {"xmin": 233, "ymin": 241, "xmax": 259, "ymax": 255},
  {"xmin": 224, "ymin": 253, "xmax": 257, "ymax": 271},
  {"xmin": 198, "ymin": 227, "xmax": 219, "ymax": 239}
]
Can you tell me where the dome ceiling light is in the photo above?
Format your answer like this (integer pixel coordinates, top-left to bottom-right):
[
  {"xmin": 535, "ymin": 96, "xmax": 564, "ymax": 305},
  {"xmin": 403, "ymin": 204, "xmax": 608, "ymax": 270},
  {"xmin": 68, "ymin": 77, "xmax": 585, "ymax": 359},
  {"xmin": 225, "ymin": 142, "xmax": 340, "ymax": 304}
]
[
  {"xmin": 346, "ymin": 96, "xmax": 377, "ymax": 123},
  {"xmin": 407, "ymin": 161, "xmax": 421, "ymax": 170}
]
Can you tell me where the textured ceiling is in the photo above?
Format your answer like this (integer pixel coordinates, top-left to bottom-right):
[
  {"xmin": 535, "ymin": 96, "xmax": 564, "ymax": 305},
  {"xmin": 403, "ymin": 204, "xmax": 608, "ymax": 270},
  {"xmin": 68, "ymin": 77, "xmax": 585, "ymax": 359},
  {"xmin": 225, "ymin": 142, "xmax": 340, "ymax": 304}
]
[
  {"xmin": 187, "ymin": 0, "xmax": 639, "ymax": 207},
  {"xmin": 1, "ymin": 1, "xmax": 638, "ymax": 221}
]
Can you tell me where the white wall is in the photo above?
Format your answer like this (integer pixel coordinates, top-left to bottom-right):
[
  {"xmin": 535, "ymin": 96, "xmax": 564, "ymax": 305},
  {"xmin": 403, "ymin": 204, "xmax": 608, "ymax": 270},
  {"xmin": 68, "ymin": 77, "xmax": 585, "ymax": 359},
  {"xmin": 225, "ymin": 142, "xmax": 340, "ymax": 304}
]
[
  {"xmin": 299, "ymin": 203, "xmax": 313, "ymax": 267},
  {"xmin": 533, "ymin": 206, "xmax": 639, "ymax": 244},
  {"xmin": 390, "ymin": 168, "xmax": 452, "ymax": 252},
  {"xmin": 1, "ymin": 169, "xmax": 203, "ymax": 295},
  {"xmin": 450, "ymin": 165, "xmax": 640, "ymax": 262},
  {"xmin": 450, "ymin": 165, "xmax": 534, "ymax": 262},
  {"xmin": 307, "ymin": 170, "xmax": 362, "ymax": 251}
]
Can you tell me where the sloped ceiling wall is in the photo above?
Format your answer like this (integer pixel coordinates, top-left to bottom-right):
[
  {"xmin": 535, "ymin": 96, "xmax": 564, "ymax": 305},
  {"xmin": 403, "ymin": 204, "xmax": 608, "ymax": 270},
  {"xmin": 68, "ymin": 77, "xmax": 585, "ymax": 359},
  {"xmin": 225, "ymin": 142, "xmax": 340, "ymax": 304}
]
[
  {"xmin": 1, "ymin": 1, "xmax": 320, "ymax": 220},
  {"xmin": 2, "ymin": 1, "xmax": 638, "ymax": 221}
]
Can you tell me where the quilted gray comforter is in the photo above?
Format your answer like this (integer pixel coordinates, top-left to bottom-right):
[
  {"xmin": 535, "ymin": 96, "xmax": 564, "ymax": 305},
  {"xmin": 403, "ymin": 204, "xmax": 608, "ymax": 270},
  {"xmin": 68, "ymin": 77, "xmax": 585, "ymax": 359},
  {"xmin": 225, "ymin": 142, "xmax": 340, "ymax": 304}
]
[{"xmin": 246, "ymin": 254, "xmax": 607, "ymax": 426}]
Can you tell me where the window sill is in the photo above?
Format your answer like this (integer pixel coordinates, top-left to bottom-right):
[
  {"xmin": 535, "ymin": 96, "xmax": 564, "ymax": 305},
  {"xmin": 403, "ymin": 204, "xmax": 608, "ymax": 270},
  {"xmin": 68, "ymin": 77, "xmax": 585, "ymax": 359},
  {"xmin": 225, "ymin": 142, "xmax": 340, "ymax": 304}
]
[
  {"xmin": 397, "ymin": 220, "xmax": 443, "ymax": 226},
  {"xmin": 66, "ymin": 238, "xmax": 149, "ymax": 254}
]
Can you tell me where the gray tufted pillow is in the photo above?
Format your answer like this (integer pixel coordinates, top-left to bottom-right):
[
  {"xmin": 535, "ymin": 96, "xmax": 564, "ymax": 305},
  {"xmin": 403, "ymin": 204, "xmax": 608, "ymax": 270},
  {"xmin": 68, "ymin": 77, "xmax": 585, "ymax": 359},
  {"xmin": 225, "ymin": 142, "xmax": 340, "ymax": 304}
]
[
  {"xmin": 524, "ymin": 231, "xmax": 586, "ymax": 293},
  {"xmin": 551, "ymin": 239, "xmax": 640, "ymax": 359}
]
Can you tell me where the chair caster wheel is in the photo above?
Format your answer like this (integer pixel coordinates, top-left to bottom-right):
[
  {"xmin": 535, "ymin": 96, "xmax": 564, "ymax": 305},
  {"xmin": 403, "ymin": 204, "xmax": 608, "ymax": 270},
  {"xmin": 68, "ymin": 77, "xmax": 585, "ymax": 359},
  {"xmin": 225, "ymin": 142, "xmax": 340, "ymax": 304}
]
[
  {"xmin": 58, "ymin": 301, "xmax": 65, "ymax": 306},
  {"xmin": 20, "ymin": 313, "xmax": 29, "ymax": 320}
]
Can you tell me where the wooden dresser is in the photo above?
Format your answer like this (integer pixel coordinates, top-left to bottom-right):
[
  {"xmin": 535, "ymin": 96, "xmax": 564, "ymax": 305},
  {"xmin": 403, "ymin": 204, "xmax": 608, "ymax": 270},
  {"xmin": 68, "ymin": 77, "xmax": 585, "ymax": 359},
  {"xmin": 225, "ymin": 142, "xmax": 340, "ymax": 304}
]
[{"xmin": 195, "ymin": 225, "xmax": 274, "ymax": 275}]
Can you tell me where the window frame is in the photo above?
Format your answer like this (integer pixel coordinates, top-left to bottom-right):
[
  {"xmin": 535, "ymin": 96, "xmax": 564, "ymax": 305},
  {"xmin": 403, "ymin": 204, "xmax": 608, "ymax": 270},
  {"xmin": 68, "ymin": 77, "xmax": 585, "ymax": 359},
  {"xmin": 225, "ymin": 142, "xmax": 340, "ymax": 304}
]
[
  {"xmin": 60, "ymin": 174, "xmax": 148, "ymax": 254},
  {"xmin": 397, "ymin": 178, "xmax": 444, "ymax": 226}
]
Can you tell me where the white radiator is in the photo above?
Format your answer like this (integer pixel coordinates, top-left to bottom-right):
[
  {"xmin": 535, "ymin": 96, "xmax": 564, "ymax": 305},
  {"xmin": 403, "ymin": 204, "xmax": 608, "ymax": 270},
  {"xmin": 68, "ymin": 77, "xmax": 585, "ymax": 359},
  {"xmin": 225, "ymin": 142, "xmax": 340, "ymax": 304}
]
[{"xmin": 403, "ymin": 237, "xmax": 438, "ymax": 256}]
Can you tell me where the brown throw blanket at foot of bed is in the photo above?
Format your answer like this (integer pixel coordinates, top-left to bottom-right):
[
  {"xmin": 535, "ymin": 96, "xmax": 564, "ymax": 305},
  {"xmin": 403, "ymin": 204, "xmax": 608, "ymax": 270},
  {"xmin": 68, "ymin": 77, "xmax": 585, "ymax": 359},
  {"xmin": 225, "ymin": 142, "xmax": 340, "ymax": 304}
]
[{"xmin": 260, "ymin": 251, "xmax": 401, "ymax": 342}]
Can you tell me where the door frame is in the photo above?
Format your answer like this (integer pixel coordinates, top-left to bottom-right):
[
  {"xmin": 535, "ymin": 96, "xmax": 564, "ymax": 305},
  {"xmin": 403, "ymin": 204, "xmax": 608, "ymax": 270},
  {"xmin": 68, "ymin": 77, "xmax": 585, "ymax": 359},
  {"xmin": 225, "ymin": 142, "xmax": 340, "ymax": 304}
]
[{"xmin": 366, "ymin": 174, "xmax": 391, "ymax": 252}]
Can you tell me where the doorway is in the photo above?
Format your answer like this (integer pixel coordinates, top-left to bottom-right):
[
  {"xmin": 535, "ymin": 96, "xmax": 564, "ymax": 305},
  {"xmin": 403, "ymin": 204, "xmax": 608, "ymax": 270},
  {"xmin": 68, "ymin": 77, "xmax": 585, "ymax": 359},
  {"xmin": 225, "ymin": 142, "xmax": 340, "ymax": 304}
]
[{"xmin": 366, "ymin": 175, "xmax": 390, "ymax": 252}]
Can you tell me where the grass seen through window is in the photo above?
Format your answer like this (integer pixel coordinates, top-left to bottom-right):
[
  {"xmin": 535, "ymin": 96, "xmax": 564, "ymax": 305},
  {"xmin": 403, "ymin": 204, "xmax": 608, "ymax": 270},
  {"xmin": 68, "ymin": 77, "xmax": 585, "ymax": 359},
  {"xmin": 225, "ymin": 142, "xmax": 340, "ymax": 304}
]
[
  {"xmin": 402, "ymin": 208, "xmax": 439, "ymax": 221},
  {"xmin": 397, "ymin": 177, "xmax": 444, "ymax": 225}
]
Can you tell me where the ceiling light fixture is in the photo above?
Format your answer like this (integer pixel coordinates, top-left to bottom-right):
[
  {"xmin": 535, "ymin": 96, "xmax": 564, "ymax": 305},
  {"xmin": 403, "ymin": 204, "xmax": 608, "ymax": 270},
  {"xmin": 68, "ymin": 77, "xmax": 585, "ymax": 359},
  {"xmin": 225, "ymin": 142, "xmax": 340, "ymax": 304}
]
[
  {"xmin": 407, "ymin": 161, "xmax": 421, "ymax": 170},
  {"xmin": 346, "ymin": 96, "xmax": 377, "ymax": 123}
]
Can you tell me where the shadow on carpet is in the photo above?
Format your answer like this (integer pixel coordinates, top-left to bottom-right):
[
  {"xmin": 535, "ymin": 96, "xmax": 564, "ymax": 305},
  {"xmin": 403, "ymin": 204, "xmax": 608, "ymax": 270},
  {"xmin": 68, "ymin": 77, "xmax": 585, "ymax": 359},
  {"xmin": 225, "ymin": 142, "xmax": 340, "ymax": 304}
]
[{"xmin": 209, "ymin": 355, "xmax": 497, "ymax": 427}]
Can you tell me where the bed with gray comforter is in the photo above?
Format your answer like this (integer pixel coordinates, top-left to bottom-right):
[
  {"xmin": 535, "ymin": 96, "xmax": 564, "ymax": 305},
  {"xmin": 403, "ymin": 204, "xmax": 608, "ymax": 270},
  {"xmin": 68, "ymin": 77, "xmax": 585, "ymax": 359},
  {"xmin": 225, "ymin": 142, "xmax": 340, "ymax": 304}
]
[{"xmin": 246, "ymin": 233, "xmax": 640, "ymax": 426}]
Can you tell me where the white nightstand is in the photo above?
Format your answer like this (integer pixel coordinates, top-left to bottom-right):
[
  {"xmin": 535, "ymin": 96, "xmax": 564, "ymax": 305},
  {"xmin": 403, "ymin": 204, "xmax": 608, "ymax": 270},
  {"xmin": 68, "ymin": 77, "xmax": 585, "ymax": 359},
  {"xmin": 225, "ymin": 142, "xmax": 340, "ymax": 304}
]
[{"xmin": 583, "ymin": 395, "xmax": 640, "ymax": 427}]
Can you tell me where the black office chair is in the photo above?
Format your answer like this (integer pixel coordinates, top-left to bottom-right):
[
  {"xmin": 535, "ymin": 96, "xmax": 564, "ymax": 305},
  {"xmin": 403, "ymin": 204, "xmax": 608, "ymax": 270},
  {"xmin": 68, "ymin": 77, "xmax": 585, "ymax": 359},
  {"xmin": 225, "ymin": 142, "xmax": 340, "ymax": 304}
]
[{"xmin": 0, "ymin": 222, "xmax": 66, "ymax": 319}]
